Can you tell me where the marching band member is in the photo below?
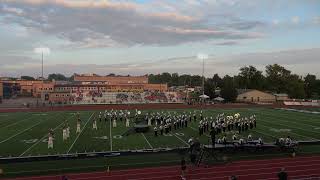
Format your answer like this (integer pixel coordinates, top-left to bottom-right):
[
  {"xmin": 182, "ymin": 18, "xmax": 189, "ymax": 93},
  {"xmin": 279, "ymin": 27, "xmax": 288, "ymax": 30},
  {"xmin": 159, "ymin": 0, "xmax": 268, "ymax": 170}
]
[
  {"xmin": 93, "ymin": 118, "xmax": 97, "ymax": 130},
  {"xmin": 126, "ymin": 117, "xmax": 130, "ymax": 127},
  {"xmin": 113, "ymin": 119, "xmax": 117, "ymax": 128},
  {"xmin": 76, "ymin": 117, "xmax": 81, "ymax": 134},
  {"xmin": 48, "ymin": 129, "xmax": 54, "ymax": 149}
]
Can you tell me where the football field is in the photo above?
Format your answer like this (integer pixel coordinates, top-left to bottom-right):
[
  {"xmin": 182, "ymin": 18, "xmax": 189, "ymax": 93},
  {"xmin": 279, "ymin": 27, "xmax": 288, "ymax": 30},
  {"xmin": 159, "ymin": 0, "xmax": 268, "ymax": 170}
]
[{"xmin": 0, "ymin": 108, "xmax": 320, "ymax": 158}]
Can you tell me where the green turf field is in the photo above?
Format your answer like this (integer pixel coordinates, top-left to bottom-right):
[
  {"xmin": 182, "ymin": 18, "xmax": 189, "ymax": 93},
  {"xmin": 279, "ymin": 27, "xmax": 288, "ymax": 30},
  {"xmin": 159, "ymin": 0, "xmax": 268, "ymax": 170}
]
[{"xmin": 0, "ymin": 108, "xmax": 320, "ymax": 158}]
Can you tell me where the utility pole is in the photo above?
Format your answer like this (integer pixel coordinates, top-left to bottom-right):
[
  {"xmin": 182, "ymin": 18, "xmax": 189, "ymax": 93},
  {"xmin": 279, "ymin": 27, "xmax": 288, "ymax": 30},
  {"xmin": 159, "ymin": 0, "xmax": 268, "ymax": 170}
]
[
  {"xmin": 202, "ymin": 57, "xmax": 205, "ymax": 98},
  {"xmin": 42, "ymin": 51, "xmax": 44, "ymax": 79}
]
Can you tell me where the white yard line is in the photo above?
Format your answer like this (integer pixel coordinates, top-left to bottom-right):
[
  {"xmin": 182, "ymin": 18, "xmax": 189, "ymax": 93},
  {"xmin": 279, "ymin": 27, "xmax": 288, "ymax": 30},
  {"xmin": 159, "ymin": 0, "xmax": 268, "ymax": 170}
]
[
  {"xmin": 67, "ymin": 113, "xmax": 94, "ymax": 154},
  {"xmin": 19, "ymin": 114, "xmax": 75, "ymax": 157},
  {"xmin": 250, "ymin": 129, "xmax": 277, "ymax": 139},
  {"xmin": 109, "ymin": 117, "xmax": 113, "ymax": 151},
  {"xmin": 141, "ymin": 133, "xmax": 153, "ymax": 149},
  {"xmin": 261, "ymin": 111, "xmax": 320, "ymax": 129},
  {"xmin": 0, "ymin": 121, "xmax": 43, "ymax": 144},
  {"xmin": 189, "ymin": 126, "xmax": 210, "ymax": 138},
  {"xmin": 258, "ymin": 123, "xmax": 318, "ymax": 141},
  {"xmin": 0, "ymin": 115, "xmax": 33, "ymax": 130},
  {"xmin": 171, "ymin": 133, "xmax": 189, "ymax": 147}
]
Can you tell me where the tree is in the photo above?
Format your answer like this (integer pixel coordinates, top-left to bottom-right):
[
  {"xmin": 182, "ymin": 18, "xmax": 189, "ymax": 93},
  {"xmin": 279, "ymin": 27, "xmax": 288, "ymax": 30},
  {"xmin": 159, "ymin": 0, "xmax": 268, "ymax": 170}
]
[
  {"xmin": 47, "ymin": 73, "xmax": 68, "ymax": 81},
  {"xmin": 287, "ymin": 74, "xmax": 305, "ymax": 99},
  {"xmin": 220, "ymin": 75, "xmax": 237, "ymax": 102},
  {"xmin": 238, "ymin": 65, "xmax": 265, "ymax": 90},
  {"xmin": 21, "ymin": 76, "xmax": 35, "ymax": 80},
  {"xmin": 265, "ymin": 64, "xmax": 291, "ymax": 93},
  {"xmin": 204, "ymin": 78, "xmax": 216, "ymax": 99},
  {"xmin": 170, "ymin": 73, "xmax": 179, "ymax": 86},
  {"xmin": 212, "ymin": 74, "xmax": 223, "ymax": 88},
  {"xmin": 304, "ymin": 74, "xmax": 318, "ymax": 99}
]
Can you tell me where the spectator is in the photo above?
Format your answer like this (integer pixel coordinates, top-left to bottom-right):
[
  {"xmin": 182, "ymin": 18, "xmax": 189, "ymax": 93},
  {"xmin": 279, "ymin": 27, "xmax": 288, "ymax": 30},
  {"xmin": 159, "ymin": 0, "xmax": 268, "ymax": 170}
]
[
  {"xmin": 230, "ymin": 175, "xmax": 238, "ymax": 180},
  {"xmin": 277, "ymin": 168, "xmax": 288, "ymax": 180},
  {"xmin": 181, "ymin": 158, "xmax": 187, "ymax": 180},
  {"xmin": 61, "ymin": 175, "xmax": 68, "ymax": 180}
]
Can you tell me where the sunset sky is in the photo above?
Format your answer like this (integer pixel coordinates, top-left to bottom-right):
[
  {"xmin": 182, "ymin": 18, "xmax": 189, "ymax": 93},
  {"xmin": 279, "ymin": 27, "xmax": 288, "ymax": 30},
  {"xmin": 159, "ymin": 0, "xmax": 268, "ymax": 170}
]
[{"xmin": 0, "ymin": 0, "xmax": 319, "ymax": 78}]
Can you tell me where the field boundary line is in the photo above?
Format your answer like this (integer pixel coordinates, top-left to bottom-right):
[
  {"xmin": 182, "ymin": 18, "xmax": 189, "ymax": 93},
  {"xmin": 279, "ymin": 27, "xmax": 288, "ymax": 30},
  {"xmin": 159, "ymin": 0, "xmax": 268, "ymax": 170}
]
[
  {"xmin": 260, "ymin": 111, "xmax": 320, "ymax": 129},
  {"xmin": 0, "ymin": 120, "xmax": 44, "ymax": 144},
  {"xmin": 67, "ymin": 112, "xmax": 94, "ymax": 154},
  {"xmin": 0, "ymin": 114, "xmax": 34, "ymax": 130},
  {"xmin": 110, "ymin": 116, "xmax": 112, "ymax": 151},
  {"xmin": 5, "ymin": 160, "xmax": 181, "ymax": 175},
  {"xmin": 171, "ymin": 133, "xmax": 189, "ymax": 147},
  {"xmin": 251, "ymin": 129, "xmax": 277, "ymax": 139},
  {"xmin": 258, "ymin": 122, "xmax": 318, "ymax": 141},
  {"xmin": 19, "ymin": 114, "xmax": 75, "ymax": 157},
  {"xmin": 258, "ymin": 117, "xmax": 320, "ymax": 139},
  {"xmin": 141, "ymin": 133, "xmax": 153, "ymax": 149}
]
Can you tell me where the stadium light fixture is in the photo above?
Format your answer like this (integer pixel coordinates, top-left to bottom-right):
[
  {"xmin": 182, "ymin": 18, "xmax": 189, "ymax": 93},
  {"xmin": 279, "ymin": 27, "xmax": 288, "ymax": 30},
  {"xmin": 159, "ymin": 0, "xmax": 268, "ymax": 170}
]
[
  {"xmin": 197, "ymin": 53, "xmax": 208, "ymax": 99},
  {"xmin": 34, "ymin": 47, "xmax": 50, "ymax": 79}
]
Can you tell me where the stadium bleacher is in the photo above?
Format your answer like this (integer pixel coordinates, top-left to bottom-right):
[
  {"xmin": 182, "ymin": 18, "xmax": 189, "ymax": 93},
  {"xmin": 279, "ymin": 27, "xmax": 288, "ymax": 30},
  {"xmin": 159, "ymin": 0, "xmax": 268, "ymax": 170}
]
[{"xmin": 70, "ymin": 92, "xmax": 183, "ymax": 104}]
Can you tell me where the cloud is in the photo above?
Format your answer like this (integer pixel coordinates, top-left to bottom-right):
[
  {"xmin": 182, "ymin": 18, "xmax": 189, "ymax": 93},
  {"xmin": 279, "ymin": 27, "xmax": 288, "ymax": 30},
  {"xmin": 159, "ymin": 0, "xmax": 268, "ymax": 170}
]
[
  {"xmin": 1, "ymin": 4, "xmax": 23, "ymax": 14},
  {"xmin": 313, "ymin": 16, "xmax": 320, "ymax": 24},
  {"xmin": 272, "ymin": 19, "xmax": 280, "ymax": 25},
  {"xmin": 215, "ymin": 41, "xmax": 239, "ymax": 46},
  {"xmin": 0, "ymin": 55, "xmax": 39, "ymax": 65},
  {"xmin": 1, "ymin": 48, "xmax": 319, "ymax": 78},
  {"xmin": 291, "ymin": 16, "xmax": 300, "ymax": 24},
  {"xmin": 0, "ymin": 0, "xmax": 265, "ymax": 48}
]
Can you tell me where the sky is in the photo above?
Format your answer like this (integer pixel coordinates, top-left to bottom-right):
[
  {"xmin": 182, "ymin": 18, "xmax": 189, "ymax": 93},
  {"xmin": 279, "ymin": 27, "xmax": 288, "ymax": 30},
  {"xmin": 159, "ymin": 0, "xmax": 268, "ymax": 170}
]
[{"xmin": 0, "ymin": 0, "xmax": 319, "ymax": 78}]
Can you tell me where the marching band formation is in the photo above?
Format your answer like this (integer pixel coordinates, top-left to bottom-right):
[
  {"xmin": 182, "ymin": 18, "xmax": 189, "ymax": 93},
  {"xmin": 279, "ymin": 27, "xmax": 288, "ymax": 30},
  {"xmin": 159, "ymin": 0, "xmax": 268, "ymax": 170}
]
[{"xmin": 46, "ymin": 109, "xmax": 293, "ymax": 149}]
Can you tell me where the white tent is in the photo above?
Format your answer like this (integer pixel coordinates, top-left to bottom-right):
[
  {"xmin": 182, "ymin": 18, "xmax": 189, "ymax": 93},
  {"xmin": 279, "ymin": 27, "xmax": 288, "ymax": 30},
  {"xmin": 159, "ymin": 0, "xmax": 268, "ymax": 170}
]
[
  {"xmin": 214, "ymin": 97, "xmax": 225, "ymax": 102},
  {"xmin": 199, "ymin": 94, "xmax": 210, "ymax": 99}
]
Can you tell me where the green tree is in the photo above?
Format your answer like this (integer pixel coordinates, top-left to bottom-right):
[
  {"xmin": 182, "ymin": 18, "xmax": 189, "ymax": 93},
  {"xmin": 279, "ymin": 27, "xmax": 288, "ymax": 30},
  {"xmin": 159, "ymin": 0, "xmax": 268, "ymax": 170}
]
[
  {"xmin": 287, "ymin": 74, "xmax": 305, "ymax": 99},
  {"xmin": 220, "ymin": 75, "xmax": 237, "ymax": 102},
  {"xmin": 304, "ymin": 74, "xmax": 318, "ymax": 99},
  {"xmin": 238, "ymin": 65, "xmax": 265, "ymax": 90},
  {"xmin": 204, "ymin": 78, "xmax": 216, "ymax": 99},
  {"xmin": 265, "ymin": 64, "xmax": 291, "ymax": 93},
  {"xmin": 47, "ymin": 73, "xmax": 68, "ymax": 81},
  {"xmin": 212, "ymin": 74, "xmax": 223, "ymax": 88},
  {"xmin": 20, "ymin": 76, "xmax": 35, "ymax": 80}
]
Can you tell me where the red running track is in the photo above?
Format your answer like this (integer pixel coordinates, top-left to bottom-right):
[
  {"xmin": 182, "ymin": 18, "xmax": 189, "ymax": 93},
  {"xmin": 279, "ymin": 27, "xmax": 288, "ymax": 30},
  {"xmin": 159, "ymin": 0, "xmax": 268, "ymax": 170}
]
[{"xmin": 4, "ymin": 155, "xmax": 320, "ymax": 180}]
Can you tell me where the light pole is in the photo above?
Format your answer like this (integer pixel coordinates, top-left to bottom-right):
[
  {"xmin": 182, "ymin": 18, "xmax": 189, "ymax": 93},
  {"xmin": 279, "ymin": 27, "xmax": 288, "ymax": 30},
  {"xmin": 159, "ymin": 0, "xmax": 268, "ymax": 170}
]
[
  {"xmin": 42, "ymin": 51, "xmax": 44, "ymax": 79},
  {"xmin": 197, "ymin": 53, "xmax": 208, "ymax": 104},
  {"xmin": 34, "ymin": 47, "xmax": 50, "ymax": 104},
  {"xmin": 34, "ymin": 47, "xmax": 50, "ymax": 80}
]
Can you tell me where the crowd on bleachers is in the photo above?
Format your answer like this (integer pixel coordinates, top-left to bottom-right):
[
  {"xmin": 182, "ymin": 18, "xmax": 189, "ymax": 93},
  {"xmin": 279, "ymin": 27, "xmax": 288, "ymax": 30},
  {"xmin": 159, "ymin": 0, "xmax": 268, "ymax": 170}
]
[
  {"xmin": 144, "ymin": 91, "xmax": 168, "ymax": 102},
  {"xmin": 69, "ymin": 91, "xmax": 183, "ymax": 104},
  {"xmin": 116, "ymin": 93, "xmax": 129, "ymax": 102}
]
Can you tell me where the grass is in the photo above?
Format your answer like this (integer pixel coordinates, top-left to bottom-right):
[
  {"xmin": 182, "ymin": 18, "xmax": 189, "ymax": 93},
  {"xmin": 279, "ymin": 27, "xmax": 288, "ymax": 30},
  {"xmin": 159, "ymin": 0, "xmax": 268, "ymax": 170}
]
[{"xmin": 0, "ymin": 107, "xmax": 320, "ymax": 177}]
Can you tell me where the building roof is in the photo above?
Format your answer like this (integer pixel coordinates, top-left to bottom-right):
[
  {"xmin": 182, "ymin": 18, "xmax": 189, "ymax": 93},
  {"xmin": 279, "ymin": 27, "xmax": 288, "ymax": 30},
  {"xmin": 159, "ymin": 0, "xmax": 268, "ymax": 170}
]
[
  {"xmin": 237, "ymin": 89, "xmax": 254, "ymax": 95},
  {"xmin": 237, "ymin": 89, "xmax": 275, "ymax": 96},
  {"xmin": 274, "ymin": 93, "xmax": 288, "ymax": 97}
]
